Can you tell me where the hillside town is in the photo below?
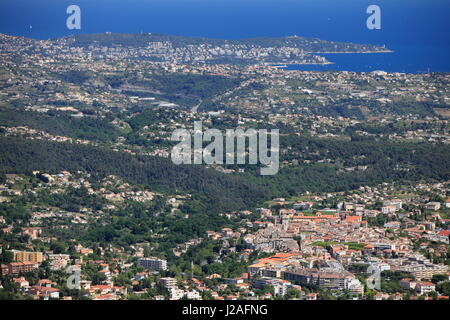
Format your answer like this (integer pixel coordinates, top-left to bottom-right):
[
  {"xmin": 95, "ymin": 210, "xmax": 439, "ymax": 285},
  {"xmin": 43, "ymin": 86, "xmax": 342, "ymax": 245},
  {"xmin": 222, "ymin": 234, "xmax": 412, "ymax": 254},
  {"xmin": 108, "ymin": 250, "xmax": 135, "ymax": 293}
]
[
  {"xmin": 0, "ymin": 31, "xmax": 449, "ymax": 301},
  {"xmin": 0, "ymin": 169, "xmax": 449, "ymax": 300}
]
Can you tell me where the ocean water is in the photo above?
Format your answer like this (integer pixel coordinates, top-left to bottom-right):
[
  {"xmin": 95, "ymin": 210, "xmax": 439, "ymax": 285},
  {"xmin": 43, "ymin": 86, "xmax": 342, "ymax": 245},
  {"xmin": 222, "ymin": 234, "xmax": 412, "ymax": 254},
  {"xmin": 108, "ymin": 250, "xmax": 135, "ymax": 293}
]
[
  {"xmin": 0, "ymin": 0, "xmax": 449, "ymax": 73},
  {"xmin": 285, "ymin": 44, "xmax": 450, "ymax": 73}
]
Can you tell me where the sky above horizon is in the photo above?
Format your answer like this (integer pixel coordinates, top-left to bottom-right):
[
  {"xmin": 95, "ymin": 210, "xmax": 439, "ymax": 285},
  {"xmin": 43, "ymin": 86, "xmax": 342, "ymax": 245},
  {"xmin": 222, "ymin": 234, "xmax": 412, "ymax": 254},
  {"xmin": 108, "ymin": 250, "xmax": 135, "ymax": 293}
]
[{"xmin": 0, "ymin": 0, "xmax": 449, "ymax": 50}]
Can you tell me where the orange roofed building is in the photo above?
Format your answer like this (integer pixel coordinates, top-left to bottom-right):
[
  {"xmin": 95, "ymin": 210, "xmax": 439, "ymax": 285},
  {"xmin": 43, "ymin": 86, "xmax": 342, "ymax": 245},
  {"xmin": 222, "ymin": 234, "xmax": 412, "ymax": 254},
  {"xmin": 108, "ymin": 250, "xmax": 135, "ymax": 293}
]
[{"xmin": 1, "ymin": 262, "xmax": 39, "ymax": 275}]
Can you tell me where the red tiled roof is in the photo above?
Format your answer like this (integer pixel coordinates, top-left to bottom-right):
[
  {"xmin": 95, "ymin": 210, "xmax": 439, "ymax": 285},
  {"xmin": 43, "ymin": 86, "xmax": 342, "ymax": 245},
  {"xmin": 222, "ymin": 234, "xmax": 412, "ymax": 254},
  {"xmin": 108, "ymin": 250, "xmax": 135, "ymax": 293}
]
[{"xmin": 438, "ymin": 230, "xmax": 450, "ymax": 237}]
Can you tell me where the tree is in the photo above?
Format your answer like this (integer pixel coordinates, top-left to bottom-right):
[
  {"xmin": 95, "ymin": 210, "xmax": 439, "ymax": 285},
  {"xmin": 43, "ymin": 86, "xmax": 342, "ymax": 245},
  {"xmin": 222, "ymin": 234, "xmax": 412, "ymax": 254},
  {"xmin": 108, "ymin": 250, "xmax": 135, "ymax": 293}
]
[
  {"xmin": 50, "ymin": 241, "xmax": 67, "ymax": 254},
  {"xmin": 114, "ymin": 273, "xmax": 132, "ymax": 287},
  {"xmin": 285, "ymin": 288, "xmax": 300, "ymax": 299},
  {"xmin": 0, "ymin": 250, "xmax": 13, "ymax": 263},
  {"xmin": 262, "ymin": 284, "xmax": 274, "ymax": 294},
  {"xmin": 92, "ymin": 272, "xmax": 107, "ymax": 285},
  {"xmin": 431, "ymin": 274, "xmax": 447, "ymax": 284},
  {"xmin": 437, "ymin": 281, "xmax": 450, "ymax": 296}
]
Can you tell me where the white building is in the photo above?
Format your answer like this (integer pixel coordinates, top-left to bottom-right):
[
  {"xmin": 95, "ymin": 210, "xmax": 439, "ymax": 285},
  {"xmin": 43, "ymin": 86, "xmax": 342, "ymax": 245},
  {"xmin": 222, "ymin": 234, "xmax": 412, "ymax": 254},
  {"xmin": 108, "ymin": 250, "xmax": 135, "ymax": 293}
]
[
  {"xmin": 345, "ymin": 278, "xmax": 364, "ymax": 295},
  {"xmin": 159, "ymin": 277, "xmax": 177, "ymax": 289},
  {"xmin": 169, "ymin": 288, "xmax": 184, "ymax": 300},
  {"xmin": 186, "ymin": 290, "xmax": 201, "ymax": 300},
  {"xmin": 138, "ymin": 257, "xmax": 167, "ymax": 271}
]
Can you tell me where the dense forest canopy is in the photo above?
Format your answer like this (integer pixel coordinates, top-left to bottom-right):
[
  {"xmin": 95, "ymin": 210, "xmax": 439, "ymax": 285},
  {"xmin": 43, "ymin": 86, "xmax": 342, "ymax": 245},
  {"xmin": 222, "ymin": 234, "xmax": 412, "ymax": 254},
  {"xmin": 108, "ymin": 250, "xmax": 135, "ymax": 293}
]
[{"xmin": 0, "ymin": 136, "xmax": 449, "ymax": 214}]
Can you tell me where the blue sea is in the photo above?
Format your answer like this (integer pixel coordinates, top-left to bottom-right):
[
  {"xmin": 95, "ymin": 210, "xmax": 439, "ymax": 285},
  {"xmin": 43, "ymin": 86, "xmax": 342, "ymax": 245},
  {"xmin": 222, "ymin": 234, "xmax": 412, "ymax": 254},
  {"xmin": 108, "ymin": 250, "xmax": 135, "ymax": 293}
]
[
  {"xmin": 1, "ymin": 0, "xmax": 449, "ymax": 73},
  {"xmin": 284, "ymin": 45, "xmax": 450, "ymax": 73}
]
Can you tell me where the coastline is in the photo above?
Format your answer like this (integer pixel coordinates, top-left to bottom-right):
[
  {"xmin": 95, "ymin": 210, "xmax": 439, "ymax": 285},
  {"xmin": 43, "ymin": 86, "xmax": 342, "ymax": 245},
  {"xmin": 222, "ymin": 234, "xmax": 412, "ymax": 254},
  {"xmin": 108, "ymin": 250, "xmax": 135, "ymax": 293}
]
[
  {"xmin": 267, "ymin": 49, "xmax": 395, "ymax": 70},
  {"xmin": 267, "ymin": 62, "xmax": 334, "ymax": 68},
  {"xmin": 308, "ymin": 49, "xmax": 394, "ymax": 54},
  {"xmin": 267, "ymin": 49, "xmax": 393, "ymax": 68}
]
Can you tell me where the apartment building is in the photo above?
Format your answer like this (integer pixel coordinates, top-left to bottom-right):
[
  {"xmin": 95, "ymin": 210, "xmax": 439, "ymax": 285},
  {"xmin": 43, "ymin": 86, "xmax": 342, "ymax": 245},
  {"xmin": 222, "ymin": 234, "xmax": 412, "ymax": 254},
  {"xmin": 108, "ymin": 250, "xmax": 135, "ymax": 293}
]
[
  {"xmin": 283, "ymin": 268, "xmax": 357, "ymax": 291},
  {"xmin": 425, "ymin": 202, "xmax": 441, "ymax": 211},
  {"xmin": 383, "ymin": 199, "xmax": 403, "ymax": 210},
  {"xmin": 13, "ymin": 250, "xmax": 44, "ymax": 263},
  {"xmin": 399, "ymin": 264, "xmax": 448, "ymax": 280},
  {"xmin": 1, "ymin": 262, "xmax": 39, "ymax": 275},
  {"xmin": 138, "ymin": 257, "xmax": 167, "ymax": 271},
  {"xmin": 159, "ymin": 277, "xmax": 177, "ymax": 289}
]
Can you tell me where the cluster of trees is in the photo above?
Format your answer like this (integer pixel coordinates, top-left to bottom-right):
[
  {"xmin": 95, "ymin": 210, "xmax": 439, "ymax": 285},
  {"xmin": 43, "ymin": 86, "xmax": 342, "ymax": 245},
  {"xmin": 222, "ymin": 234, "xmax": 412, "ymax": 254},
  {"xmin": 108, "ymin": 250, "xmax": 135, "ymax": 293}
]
[
  {"xmin": 252, "ymin": 134, "xmax": 450, "ymax": 197},
  {"xmin": 33, "ymin": 186, "xmax": 107, "ymax": 212},
  {"xmin": 0, "ymin": 137, "xmax": 269, "ymax": 214},
  {"xmin": 345, "ymin": 120, "xmax": 448, "ymax": 136},
  {"xmin": 312, "ymin": 103, "xmax": 366, "ymax": 119},
  {"xmin": 436, "ymin": 281, "xmax": 450, "ymax": 296},
  {"xmin": 58, "ymin": 70, "xmax": 91, "ymax": 85},
  {"xmin": 380, "ymin": 270, "xmax": 414, "ymax": 294},
  {"xmin": 141, "ymin": 73, "xmax": 242, "ymax": 100},
  {"xmin": 1, "ymin": 132, "xmax": 449, "ymax": 222},
  {"xmin": 0, "ymin": 203, "xmax": 30, "ymax": 224},
  {"xmin": 301, "ymin": 98, "xmax": 446, "ymax": 119},
  {"xmin": 0, "ymin": 107, "xmax": 122, "ymax": 142},
  {"xmin": 122, "ymin": 72, "xmax": 243, "ymax": 107}
]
